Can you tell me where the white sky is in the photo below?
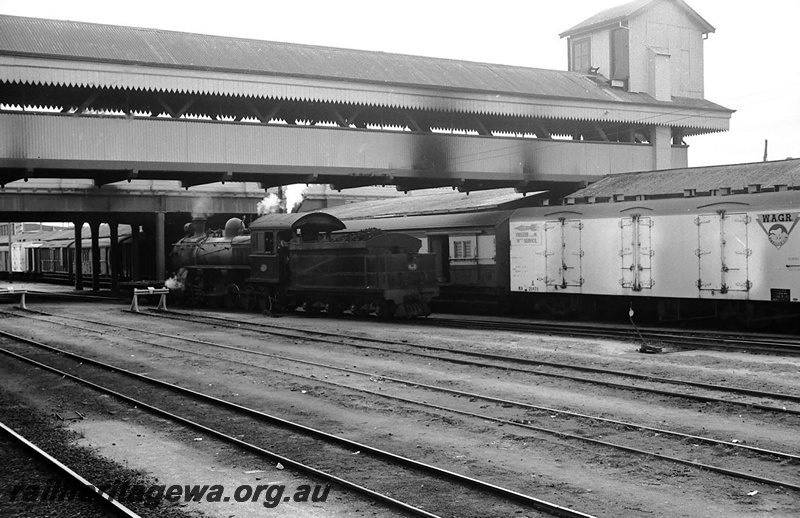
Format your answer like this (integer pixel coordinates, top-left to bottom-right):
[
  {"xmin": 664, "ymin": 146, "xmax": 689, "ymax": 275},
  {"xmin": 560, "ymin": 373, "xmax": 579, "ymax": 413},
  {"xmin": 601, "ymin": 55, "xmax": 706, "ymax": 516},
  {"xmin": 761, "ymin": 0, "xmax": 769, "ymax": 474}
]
[{"xmin": 0, "ymin": 0, "xmax": 798, "ymax": 169}]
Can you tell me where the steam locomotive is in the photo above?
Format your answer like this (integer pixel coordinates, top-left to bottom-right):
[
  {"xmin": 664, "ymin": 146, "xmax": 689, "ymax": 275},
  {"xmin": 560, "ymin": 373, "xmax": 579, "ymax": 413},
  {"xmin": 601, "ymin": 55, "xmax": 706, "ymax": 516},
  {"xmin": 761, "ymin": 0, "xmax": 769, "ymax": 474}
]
[{"xmin": 169, "ymin": 212, "xmax": 438, "ymax": 317}]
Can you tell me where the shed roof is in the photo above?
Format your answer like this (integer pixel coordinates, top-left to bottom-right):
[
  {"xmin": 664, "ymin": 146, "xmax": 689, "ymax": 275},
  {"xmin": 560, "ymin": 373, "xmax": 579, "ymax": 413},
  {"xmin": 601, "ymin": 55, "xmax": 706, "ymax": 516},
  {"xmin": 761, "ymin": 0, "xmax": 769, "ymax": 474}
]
[
  {"xmin": 560, "ymin": 0, "xmax": 715, "ymax": 38},
  {"xmin": 318, "ymin": 189, "xmax": 543, "ymax": 220},
  {"xmin": 341, "ymin": 211, "xmax": 512, "ymax": 233},
  {"xmin": 566, "ymin": 159, "xmax": 800, "ymax": 201},
  {"xmin": 0, "ymin": 14, "xmax": 730, "ymax": 123}
]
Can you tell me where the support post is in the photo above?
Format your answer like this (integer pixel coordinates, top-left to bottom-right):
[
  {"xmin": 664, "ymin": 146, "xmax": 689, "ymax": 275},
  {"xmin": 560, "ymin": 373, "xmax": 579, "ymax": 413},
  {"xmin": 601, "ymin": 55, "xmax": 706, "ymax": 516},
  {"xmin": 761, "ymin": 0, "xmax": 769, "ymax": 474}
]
[
  {"xmin": 5, "ymin": 222, "xmax": 11, "ymax": 283},
  {"xmin": 155, "ymin": 212, "xmax": 166, "ymax": 282},
  {"xmin": 74, "ymin": 221, "xmax": 84, "ymax": 291},
  {"xmin": 109, "ymin": 222, "xmax": 119, "ymax": 292},
  {"xmin": 89, "ymin": 220, "xmax": 100, "ymax": 291},
  {"xmin": 131, "ymin": 224, "xmax": 141, "ymax": 281}
]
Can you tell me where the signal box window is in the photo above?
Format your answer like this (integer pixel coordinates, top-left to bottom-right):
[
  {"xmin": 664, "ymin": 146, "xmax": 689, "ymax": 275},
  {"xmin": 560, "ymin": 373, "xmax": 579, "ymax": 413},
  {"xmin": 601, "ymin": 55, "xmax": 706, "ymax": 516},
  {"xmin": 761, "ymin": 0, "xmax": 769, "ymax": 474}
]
[{"xmin": 571, "ymin": 38, "xmax": 591, "ymax": 72}]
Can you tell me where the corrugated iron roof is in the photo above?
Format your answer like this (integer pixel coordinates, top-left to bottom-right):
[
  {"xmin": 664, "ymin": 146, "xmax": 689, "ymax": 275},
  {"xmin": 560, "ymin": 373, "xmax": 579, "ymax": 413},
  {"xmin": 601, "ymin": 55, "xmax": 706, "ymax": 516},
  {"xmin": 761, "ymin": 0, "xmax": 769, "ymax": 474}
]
[
  {"xmin": 0, "ymin": 14, "xmax": 729, "ymax": 117},
  {"xmin": 566, "ymin": 159, "xmax": 800, "ymax": 200},
  {"xmin": 560, "ymin": 0, "xmax": 714, "ymax": 38},
  {"xmin": 319, "ymin": 188, "xmax": 542, "ymax": 220},
  {"xmin": 341, "ymin": 211, "xmax": 511, "ymax": 232}
]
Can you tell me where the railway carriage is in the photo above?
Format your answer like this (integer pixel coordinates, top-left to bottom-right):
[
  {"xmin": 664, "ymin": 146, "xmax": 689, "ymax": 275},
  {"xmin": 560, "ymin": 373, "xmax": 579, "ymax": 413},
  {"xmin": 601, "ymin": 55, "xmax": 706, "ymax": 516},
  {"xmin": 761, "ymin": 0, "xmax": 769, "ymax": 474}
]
[
  {"xmin": 340, "ymin": 211, "xmax": 511, "ymax": 313},
  {"xmin": 509, "ymin": 190, "xmax": 800, "ymax": 327},
  {"xmin": 1, "ymin": 227, "xmax": 137, "ymax": 284}
]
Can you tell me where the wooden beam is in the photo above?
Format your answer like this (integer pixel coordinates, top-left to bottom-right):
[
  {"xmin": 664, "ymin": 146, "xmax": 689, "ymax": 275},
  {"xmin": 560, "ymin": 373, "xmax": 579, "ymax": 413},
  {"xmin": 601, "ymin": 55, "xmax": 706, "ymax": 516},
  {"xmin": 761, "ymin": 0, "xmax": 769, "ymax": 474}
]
[
  {"xmin": 0, "ymin": 171, "xmax": 27, "ymax": 187},
  {"xmin": 404, "ymin": 114, "xmax": 424, "ymax": 132},
  {"xmin": 593, "ymin": 123, "xmax": 610, "ymax": 142},
  {"xmin": 155, "ymin": 97, "xmax": 176, "ymax": 118},
  {"xmin": 94, "ymin": 170, "xmax": 136, "ymax": 188},
  {"xmin": 180, "ymin": 171, "xmax": 233, "ymax": 189},
  {"xmin": 72, "ymin": 91, "xmax": 102, "ymax": 115},
  {"xmin": 175, "ymin": 98, "xmax": 196, "ymax": 117},
  {"xmin": 330, "ymin": 175, "xmax": 395, "ymax": 190},
  {"xmin": 471, "ymin": 115, "xmax": 491, "ymax": 136},
  {"xmin": 395, "ymin": 178, "xmax": 464, "ymax": 192},
  {"xmin": 328, "ymin": 107, "xmax": 348, "ymax": 127},
  {"xmin": 534, "ymin": 121, "xmax": 551, "ymax": 139},
  {"xmin": 346, "ymin": 108, "xmax": 363, "ymax": 126}
]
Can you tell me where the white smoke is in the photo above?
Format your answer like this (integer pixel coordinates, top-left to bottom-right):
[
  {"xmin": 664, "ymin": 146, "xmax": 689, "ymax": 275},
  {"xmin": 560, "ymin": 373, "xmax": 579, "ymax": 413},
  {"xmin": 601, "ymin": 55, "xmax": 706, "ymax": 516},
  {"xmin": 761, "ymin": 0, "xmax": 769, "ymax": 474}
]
[
  {"xmin": 285, "ymin": 184, "xmax": 308, "ymax": 213},
  {"xmin": 256, "ymin": 185, "xmax": 308, "ymax": 215},
  {"xmin": 191, "ymin": 197, "xmax": 212, "ymax": 218},
  {"xmin": 165, "ymin": 275, "xmax": 184, "ymax": 290},
  {"xmin": 256, "ymin": 193, "xmax": 282, "ymax": 215}
]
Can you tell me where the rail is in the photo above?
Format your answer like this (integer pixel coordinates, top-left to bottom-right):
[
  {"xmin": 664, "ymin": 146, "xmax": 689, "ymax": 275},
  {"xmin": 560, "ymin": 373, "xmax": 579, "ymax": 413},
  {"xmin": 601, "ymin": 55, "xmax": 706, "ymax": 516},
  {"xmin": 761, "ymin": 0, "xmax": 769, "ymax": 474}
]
[{"xmin": 0, "ymin": 421, "xmax": 141, "ymax": 517}]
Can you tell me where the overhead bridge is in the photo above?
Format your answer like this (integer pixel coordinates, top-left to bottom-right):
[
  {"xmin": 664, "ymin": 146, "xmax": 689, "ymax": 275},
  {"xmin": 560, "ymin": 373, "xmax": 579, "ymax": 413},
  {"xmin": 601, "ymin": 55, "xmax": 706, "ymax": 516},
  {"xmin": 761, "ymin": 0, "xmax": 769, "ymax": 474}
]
[
  {"xmin": 0, "ymin": 12, "xmax": 733, "ymax": 287},
  {"xmin": 0, "ymin": 14, "xmax": 732, "ymax": 195},
  {"xmin": 0, "ymin": 111, "xmax": 680, "ymax": 194}
]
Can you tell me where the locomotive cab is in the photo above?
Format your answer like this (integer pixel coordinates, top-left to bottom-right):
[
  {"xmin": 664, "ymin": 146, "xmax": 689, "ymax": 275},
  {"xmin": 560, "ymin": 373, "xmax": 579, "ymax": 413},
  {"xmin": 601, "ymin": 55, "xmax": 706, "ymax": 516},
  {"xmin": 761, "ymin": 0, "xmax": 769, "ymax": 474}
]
[{"xmin": 248, "ymin": 212, "xmax": 346, "ymax": 285}]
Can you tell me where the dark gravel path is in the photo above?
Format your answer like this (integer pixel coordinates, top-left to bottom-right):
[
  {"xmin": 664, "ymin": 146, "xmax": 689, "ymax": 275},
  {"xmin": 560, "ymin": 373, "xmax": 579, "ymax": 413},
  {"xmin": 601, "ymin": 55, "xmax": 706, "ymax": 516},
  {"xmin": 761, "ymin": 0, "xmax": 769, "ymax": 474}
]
[{"xmin": 0, "ymin": 388, "xmax": 196, "ymax": 518}]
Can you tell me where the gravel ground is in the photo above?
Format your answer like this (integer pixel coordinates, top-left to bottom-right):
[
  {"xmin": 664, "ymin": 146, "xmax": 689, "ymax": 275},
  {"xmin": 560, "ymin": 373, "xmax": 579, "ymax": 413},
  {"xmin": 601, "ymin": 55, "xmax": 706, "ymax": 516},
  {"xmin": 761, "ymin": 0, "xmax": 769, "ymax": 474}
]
[
  {"xmin": 1, "ymin": 298, "xmax": 799, "ymax": 517},
  {"xmin": 0, "ymin": 388, "xmax": 196, "ymax": 518}
]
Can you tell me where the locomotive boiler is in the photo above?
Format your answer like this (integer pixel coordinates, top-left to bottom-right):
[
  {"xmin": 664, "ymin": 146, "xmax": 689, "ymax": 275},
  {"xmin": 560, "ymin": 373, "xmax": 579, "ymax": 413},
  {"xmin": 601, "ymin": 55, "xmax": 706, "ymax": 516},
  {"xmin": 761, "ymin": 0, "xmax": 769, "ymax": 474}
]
[{"xmin": 170, "ymin": 212, "xmax": 438, "ymax": 317}]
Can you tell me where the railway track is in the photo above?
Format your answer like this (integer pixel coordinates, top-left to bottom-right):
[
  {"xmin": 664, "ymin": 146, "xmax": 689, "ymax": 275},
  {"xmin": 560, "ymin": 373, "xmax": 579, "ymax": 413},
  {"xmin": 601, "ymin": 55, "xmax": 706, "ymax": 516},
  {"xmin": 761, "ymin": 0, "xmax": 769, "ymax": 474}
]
[
  {"xmin": 0, "ymin": 325, "xmax": 595, "ymax": 518},
  {"xmin": 0, "ymin": 420, "xmax": 141, "ymax": 517},
  {"xmin": 120, "ymin": 308, "xmax": 800, "ymax": 415},
  {"xmin": 425, "ymin": 314, "xmax": 800, "ymax": 356},
  {"xmin": 4, "ymin": 308, "xmax": 800, "ymax": 496}
]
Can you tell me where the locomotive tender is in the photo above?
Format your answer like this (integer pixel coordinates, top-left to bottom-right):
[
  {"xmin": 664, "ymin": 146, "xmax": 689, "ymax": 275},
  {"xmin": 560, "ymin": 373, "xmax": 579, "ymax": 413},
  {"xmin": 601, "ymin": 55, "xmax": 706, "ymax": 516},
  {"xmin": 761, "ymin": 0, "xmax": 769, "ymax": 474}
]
[{"xmin": 170, "ymin": 212, "xmax": 438, "ymax": 317}]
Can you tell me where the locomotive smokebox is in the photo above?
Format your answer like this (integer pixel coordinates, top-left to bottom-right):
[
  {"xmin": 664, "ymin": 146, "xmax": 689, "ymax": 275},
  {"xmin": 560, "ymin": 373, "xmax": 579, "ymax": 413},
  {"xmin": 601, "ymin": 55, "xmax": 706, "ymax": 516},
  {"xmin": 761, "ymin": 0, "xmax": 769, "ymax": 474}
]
[{"xmin": 192, "ymin": 217, "xmax": 206, "ymax": 238}]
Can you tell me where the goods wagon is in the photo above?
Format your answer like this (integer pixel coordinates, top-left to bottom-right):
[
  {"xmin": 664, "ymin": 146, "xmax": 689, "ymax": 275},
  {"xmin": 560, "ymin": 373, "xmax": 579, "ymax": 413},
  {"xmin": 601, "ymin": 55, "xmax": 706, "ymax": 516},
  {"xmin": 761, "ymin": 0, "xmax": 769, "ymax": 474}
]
[{"xmin": 509, "ymin": 190, "xmax": 800, "ymax": 327}]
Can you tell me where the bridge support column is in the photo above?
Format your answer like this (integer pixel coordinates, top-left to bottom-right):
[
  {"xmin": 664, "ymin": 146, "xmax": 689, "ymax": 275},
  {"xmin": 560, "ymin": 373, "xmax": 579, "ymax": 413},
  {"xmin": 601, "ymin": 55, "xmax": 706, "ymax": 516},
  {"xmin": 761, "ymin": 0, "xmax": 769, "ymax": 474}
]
[
  {"xmin": 89, "ymin": 220, "xmax": 101, "ymax": 291},
  {"xmin": 131, "ymin": 224, "xmax": 141, "ymax": 281},
  {"xmin": 109, "ymin": 222, "xmax": 119, "ymax": 292},
  {"xmin": 73, "ymin": 221, "xmax": 83, "ymax": 291},
  {"xmin": 155, "ymin": 212, "xmax": 166, "ymax": 282},
  {"xmin": 4, "ymin": 222, "xmax": 11, "ymax": 282}
]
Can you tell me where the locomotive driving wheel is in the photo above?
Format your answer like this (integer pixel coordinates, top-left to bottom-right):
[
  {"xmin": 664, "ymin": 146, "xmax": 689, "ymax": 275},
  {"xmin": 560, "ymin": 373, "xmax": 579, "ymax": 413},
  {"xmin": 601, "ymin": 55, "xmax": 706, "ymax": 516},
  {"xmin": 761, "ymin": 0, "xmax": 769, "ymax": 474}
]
[
  {"xmin": 375, "ymin": 300, "xmax": 396, "ymax": 319},
  {"xmin": 350, "ymin": 300, "xmax": 369, "ymax": 317},
  {"xmin": 326, "ymin": 300, "xmax": 345, "ymax": 316},
  {"xmin": 223, "ymin": 284, "xmax": 240, "ymax": 309},
  {"xmin": 240, "ymin": 286, "xmax": 257, "ymax": 311}
]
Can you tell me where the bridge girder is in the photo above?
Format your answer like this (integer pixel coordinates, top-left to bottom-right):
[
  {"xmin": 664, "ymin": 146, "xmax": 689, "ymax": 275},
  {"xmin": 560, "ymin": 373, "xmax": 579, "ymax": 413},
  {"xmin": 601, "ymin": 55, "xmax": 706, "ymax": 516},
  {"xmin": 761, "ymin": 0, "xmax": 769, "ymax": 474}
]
[{"xmin": 0, "ymin": 110, "xmax": 675, "ymax": 194}]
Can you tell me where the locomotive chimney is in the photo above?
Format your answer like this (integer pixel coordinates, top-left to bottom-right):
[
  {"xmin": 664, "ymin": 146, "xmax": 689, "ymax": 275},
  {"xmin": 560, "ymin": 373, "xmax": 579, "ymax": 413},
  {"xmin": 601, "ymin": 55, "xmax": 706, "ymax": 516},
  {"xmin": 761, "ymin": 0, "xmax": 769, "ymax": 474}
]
[{"xmin": 192, "ymin": 217, "xmax": 206, "ymax": 238}]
